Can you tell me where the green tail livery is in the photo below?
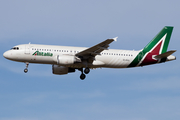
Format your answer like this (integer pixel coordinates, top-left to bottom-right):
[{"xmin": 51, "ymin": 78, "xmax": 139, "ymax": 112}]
[{"xmin": 128, "ymin": 26, "xmax": 175, "ymax": 67}]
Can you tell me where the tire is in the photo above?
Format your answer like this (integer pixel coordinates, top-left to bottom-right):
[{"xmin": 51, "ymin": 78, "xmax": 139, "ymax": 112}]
[
  {"xmin": 80, "ymin": 74, "xmax": 86, "ymax": 80},
  {"xmin": 84, "ymin": 68, "xmax": 90, "ymax": 74},
  {"xmin": 24, "ymin": 69, "xmax": 28, "ymax": 73}
]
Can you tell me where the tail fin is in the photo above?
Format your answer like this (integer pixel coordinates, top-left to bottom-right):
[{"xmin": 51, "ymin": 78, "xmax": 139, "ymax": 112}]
[
  {"xmin": 128, "ymin": 26, "xmax": 174, "ymax": 67},
  {"xmin": 143, "ymin": 26, "xmax": 173, "ymax": 54}
]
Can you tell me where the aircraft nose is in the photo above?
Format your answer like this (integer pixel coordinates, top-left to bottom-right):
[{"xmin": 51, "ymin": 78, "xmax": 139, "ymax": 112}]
[{"xmin": 3, "ymin": 51, "xmax": 10, "ymax": 59}]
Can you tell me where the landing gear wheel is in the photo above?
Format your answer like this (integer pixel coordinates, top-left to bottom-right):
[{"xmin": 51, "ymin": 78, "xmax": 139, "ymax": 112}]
[
  {"xmin": 84, "ymin": 68, "xmax": 90, "ymax": 74},
  {"xmin": 80, "ymin": 73, "xmax": 86, "ymax": 80},
  {"xmin": 24, "ymin": 62, "xmax": 29, "ymax": 73},
  {"xmin": 24, "ymin": 68, "xmax": 28, "ymax": 73}
]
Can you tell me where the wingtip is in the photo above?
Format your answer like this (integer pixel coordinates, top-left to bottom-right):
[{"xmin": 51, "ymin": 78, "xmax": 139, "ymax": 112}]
[{"xmin": 113, "ymin": 37, "xmax": 118, "ymax": 41}]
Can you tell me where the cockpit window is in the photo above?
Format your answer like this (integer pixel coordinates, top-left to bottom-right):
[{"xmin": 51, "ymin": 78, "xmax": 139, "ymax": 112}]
[{"xmin": 11, "ymin": 47, "xmax": 19, "ymax": 50}]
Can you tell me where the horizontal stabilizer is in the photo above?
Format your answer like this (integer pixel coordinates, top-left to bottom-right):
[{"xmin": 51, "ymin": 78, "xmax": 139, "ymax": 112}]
[{"xmin": 154, "ymin": 50, "xmax": 176, "ymax": 59}]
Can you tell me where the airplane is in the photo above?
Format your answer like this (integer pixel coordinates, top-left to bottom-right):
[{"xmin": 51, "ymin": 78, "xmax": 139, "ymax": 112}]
[{"xmin": 3, "ymin": 26, "xmax": 176, "ymax": 80}]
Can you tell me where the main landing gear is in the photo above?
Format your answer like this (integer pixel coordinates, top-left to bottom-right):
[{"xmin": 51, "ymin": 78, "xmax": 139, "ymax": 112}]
[
  {"xmin": 79, "ymin": 68, "xmax": 90, "ymax": 80},
  {"xmin": 24, "ymin": 62, "xmax": 29, "ymax": 73}
]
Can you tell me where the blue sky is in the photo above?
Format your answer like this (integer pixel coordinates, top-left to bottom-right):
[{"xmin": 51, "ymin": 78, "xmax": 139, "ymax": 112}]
[{"xmin": 0, "ymin": 0, "xmax": 180, "ymax": 120}]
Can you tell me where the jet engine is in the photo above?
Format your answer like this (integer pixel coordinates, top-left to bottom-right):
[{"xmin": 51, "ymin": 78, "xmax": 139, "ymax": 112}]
[{"xmin": 52, "ymin": 65, "xmax": 75, "ymax": 75}]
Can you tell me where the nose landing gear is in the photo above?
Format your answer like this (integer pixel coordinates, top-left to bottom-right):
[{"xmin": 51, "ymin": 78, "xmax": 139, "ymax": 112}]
[{"xmin": 24, "ymin": 62, "xmax": 29, "ymax": 73}]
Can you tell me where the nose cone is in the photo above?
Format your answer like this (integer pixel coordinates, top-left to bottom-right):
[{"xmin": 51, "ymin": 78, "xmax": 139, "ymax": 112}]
[{"xmin": 3, "ymin": 51, "xmax": 11, "ymax": 59}]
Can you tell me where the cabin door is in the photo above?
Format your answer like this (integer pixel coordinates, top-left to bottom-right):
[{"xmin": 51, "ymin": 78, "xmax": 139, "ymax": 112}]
[{"xmin": 25, "ymin": 44, "xmax": 30, "ymax": 54}]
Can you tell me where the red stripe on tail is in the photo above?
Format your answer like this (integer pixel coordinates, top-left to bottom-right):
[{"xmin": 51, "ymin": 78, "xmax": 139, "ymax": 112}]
[{"xmin": 140, "ymin": 41, "xmax": 163, "ymax": 66}]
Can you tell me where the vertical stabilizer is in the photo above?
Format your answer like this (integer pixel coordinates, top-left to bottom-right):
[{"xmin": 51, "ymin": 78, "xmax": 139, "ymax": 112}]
[
  {"xmin": 128, "ymin": 26, "xmax": 174, "ymax": 67},
  {"xmin": 143, "ymin": 26, "xmax": 173, "ymax": 54}
]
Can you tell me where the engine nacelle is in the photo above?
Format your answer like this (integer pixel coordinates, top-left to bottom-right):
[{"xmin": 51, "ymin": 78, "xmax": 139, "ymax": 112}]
[
  {"xmin": 54, "ymin": 55, "xmax": 81, "ymax": 65},
  {"xmin": 52, "ymin": 65, "xmax": 75, "ymax": 75}
]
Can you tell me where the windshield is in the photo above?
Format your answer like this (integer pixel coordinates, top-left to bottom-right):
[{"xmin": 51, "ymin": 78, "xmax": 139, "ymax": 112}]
[{"xmin": 11, "ymin": 47, "xmax": 19, "ymax": 50}]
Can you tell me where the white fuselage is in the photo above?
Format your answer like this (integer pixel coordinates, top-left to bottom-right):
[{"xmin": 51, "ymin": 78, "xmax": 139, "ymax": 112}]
[
  {"xmin": 3, "ymin": 44, "xmax": 140, "ymax": 68},
  {"xmin": 3, "ymin": 27, "xmax": 176, "ymax": 80}
]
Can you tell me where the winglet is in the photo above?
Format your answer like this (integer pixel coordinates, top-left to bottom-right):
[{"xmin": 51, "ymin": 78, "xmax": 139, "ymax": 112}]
[{"xmin": 113, "ymin": 37, "xmax": 118, "ymax": 41}]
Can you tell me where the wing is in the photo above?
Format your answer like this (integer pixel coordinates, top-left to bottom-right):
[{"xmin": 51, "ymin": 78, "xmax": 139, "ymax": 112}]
[{"xmin": 75, "ymin": 37, "xmax": 118, "ymax": 58}]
